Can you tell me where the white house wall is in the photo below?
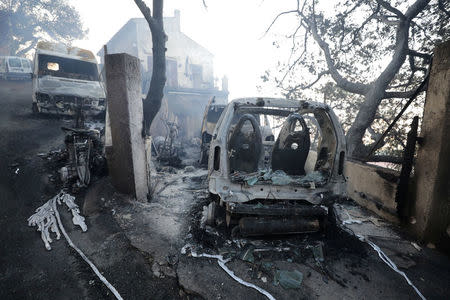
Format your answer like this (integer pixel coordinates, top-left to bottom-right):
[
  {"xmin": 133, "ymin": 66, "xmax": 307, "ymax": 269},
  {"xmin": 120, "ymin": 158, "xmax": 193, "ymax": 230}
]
[
  {"xmin": 101, "ymin": 20, "xmax": 139, "ymax": 63},
  {"xmin": 134, "ymin": 15, "xmax": 214, "ymax": 89}
]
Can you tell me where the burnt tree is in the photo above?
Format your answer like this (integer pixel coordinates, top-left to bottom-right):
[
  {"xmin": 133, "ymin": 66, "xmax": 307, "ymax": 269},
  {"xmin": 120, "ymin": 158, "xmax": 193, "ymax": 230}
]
[
  {"xmin": 264, "ymin": 0, "xmax": 449, "ymax": 158},
  {"xmin": 134, "ymin": 0, "xmax": 167, "ymax": 135}
]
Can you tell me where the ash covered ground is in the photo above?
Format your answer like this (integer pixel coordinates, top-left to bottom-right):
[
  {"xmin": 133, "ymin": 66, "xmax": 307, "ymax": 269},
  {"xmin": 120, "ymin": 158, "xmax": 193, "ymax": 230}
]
[{"xmin": 1, "ymin": 80, "xmax": 449, "ymax": 300}]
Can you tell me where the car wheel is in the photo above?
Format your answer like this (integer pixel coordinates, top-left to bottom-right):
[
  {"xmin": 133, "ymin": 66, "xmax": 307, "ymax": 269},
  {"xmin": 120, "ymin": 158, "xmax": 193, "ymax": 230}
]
[{"xmin": 32, "ymin": 103, "xmax": 39, "ymax": 114}]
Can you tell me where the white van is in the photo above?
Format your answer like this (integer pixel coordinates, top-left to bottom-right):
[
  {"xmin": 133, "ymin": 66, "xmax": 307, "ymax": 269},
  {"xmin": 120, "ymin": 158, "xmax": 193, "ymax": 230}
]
[
  {"xmin": 32, "ymin": 41, "xmax": 105, "ymax": 116},
  {"xmin": 0, "ymin": 56, "xmax": 32, "ymax": 80}
]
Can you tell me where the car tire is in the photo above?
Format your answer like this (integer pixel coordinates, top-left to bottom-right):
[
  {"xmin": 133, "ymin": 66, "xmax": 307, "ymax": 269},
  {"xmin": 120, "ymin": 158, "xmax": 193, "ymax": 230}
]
[{"xmin": 32, "ymin": 103, "xmax": 39, "ymax": 114}]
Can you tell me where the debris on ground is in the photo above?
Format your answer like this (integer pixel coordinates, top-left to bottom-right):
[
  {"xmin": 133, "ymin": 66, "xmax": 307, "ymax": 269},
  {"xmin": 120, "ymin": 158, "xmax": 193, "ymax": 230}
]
[
  {"xmin": 238, "ymin": 244, "xmax": 256, "ymax": 263},
  {"xmin": 308, "ymin": 242, "xmax": 324, "ymax": 263},
  {"xmin": 230, "ymin": 169, "xmax": 327, "ymax": 188},
  {"xmin": 182, "ymin": 244, "xmax": 276, "ymax": 300},
  {"xmin": 153, "ymin": 119, "xmax": 184, "ymax": 168},
  {"xmin": 28, "ymin": 191, "xmax": 87, "ymax": 250},
  {"xmin": 273, "ymin": 269, "xmax": 303, "ymax": 289},
  {"xmin": 334, "ymin": 203, "xmax": 426, "ymax": 300},
  {"xmin": 411, "ymin": 242, "xmax": 422, "ymax": 251},
  {"xmin": 28, "ymin": 191, "xmax": 122, "ymax": 300},
  {"xmin": 184, "ymin": 165, "xmax": 195, "ymax": 173}
]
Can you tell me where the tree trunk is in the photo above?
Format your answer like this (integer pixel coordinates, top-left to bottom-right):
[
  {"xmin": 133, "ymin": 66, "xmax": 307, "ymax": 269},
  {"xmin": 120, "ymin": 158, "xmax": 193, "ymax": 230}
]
[
  {"xmin": 134, "ymin": 0, "xmax": 167, "ymax": 136},
  {"xmin": 346, "ymin": 18, "xmax": 411, "ymax": 158},
  {"xmin": 143, "ymin": 22, "xmax": 166, "ymax": 135}
]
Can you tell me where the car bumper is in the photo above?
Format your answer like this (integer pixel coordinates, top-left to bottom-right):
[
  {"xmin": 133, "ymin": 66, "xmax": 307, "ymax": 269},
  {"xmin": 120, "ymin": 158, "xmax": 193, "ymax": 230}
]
[
  {"xmin": 37, "ymin": 102, "xmax": 105, "ymax": 116},
  {"xmin": 2, "ymin": 72, "xmax": 31, "ymax": 80}
]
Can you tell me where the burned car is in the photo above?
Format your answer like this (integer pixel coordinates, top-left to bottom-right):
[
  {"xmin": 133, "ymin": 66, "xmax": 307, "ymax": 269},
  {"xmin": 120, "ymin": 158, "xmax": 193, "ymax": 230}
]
[
  {"xmin": 206, "ymin": 97, "xmax": 346, "ymax": 236},
  {"xmin": 32, "ymin": 41, "xmax": 105, "ymax": 116},
  {"xmin": 200, "ymin": 97, "xmax": 226, "ymax": 165}
]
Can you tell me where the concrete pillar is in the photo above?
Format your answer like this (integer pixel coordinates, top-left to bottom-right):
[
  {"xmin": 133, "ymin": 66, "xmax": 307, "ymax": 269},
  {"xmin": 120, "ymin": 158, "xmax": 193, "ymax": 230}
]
[
  {"xmin": 105, "ymin": 53, "xmax": 149, "ymax": 201},
  {"xmin": 412, "ymin": 40, "xmax": 450, "ymax": 250}
]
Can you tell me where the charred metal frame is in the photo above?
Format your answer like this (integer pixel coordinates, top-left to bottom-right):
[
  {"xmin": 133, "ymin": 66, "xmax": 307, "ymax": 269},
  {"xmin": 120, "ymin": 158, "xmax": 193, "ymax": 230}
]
[{"xmin": 208, "ymin": 98, "xmax": 347, "ymax": 206}]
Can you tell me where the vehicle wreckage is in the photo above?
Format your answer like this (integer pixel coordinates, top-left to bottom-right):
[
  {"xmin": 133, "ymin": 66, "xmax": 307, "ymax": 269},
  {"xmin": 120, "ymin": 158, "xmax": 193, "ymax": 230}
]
[
  {"xmin": 31, "ymin": 41, "xmax": 106, "ymax": 116},
  {"xmin": 200, "ymin": 97, "xmax": 226, "ymax": 165},
  {"xmin": 206, "ymin": 97, "xmax": 347, "ymax": 236}
]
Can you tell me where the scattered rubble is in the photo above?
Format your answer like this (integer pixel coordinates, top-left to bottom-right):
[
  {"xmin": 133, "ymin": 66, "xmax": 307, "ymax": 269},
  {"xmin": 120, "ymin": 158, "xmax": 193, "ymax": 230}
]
[
  {"xmin": 182, "ymin": 244, "xmax": 276, "ymax": 300},
  {"xmin": 274, "ymin": 269, "xmax": 303, "ymax": 289},
  {"xmin": 28, "ymin": 191, "xmax": 122, "ymax": 300}
]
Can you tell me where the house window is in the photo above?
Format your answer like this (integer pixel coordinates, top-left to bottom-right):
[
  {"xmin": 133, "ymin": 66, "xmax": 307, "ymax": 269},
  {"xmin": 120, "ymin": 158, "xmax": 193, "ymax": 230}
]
[
  {"xmin": 166, "ymin": 58, "xmax": 178, "ymax": 87},
  {"xmin": 146, "ymin": 56, "xmax": 178, "ymax": 88},
  {"xmin": 191, "ymin": 64, "xmax": 202, "ymax": 89}
]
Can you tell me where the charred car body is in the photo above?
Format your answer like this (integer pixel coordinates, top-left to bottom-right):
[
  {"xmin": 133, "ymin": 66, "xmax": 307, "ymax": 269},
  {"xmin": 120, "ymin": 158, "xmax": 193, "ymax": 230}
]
[
  {"xmin": 32, "ymin": 41, "xmax": 105, "ymax": 116},
  {"xmin": 207, "ymin": 97, "xmax": 346, "ymax": 236},
  {"xmin": 200, "ymin": 97, "xmax": 226, "ymax": 165}
]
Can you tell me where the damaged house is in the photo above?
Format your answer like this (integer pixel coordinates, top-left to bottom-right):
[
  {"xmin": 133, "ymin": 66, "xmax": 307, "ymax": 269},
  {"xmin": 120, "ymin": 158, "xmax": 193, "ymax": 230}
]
[{"xmin": 98, "ymin": 10, "xmax": 228, "ymax": 140}]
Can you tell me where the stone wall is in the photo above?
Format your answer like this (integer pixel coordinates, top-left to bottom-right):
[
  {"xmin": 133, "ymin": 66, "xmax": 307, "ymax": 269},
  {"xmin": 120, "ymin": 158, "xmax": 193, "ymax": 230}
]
[
  {"xmin": 409, "ymin": 40, "xmax": 450, "ymax": 251},
  {"xmin": 345, "ymin": 160, "xmax": 400, "ymax": 223}
]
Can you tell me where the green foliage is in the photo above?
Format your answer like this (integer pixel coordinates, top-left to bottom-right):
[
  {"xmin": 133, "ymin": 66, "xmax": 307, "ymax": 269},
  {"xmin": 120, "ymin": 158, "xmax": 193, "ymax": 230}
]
[{"xmin": 0, "ymin": 0, "xmax": 86, "ymax": 56}]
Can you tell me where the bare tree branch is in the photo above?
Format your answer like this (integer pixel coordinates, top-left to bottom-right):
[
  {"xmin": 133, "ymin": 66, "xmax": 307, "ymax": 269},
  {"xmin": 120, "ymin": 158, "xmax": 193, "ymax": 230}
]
[
  {"xmin": 263, "ymin": 9, "xmax": 299, "ymax": 38},
  {"xmin": 408, "ymin": 49, "xmax": 432, "ymax": 61},
  {"xmin": 384, "ymin": 87, "xmax": 425, "ymax": 98},
  {"xmin": 284, "ymin": 70, "xmax": 329, "ymax": 98},
  {"xmin": 340, "ymin": 0, "xmax": 365, "ymax": 19},
  {"xmin": 280, "ymin": 33, "xmax": 308, "ymax": 84},
  {"xmin": 296, "ymin": 70, "xmax": 329, "ymax": 90},
  {"xmin": 377, "ymin": 0, "xmax": 406, "ymax": 19},
  {"xmin": 377, "ymin": 14, "xmax": 401, "ymax": 25},
  {"xmin": 134, "ymin": 0, "xmax": 156, "ymax": 29},
  {"xmin": 405, "ymin": 0, "xmax": 431, "ymax": 20},
  {"xmin": 16, "ymin": 40, "xmax": 36, "ymax": 56},
  {"xmin": 342, "ymin": 4, "xmax": 380, "ymax": 50},
  {"xmin": 299, "ymin": 9, "xmax": 370, "ymax": 95}
]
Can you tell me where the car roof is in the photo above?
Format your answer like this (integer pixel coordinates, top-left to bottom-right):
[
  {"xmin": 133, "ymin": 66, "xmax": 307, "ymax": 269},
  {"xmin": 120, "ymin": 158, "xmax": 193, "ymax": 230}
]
[{"xmin": 229, "ymin": 97, "xmax": 331, "ymax": 110}]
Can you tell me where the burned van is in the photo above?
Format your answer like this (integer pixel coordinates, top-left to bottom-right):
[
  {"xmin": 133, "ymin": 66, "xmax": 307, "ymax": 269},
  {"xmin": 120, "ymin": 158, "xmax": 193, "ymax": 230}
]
[
  {"xmin": 32, "ymin": 42, "xmax": 105, "ymax": 116},
  {"xmin": 0, "ymin": 56, "xmax": 32, "ymax": 80},
  {"xmin": 206, "ymin": 97, "xmax": 346, "ymax": 236}
]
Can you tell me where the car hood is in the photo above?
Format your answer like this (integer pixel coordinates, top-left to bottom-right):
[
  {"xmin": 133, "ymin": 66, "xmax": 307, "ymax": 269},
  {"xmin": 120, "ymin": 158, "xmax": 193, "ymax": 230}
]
[{"xmin": 37, "ymin": 76, "xmax": 105, "ymax": 99}]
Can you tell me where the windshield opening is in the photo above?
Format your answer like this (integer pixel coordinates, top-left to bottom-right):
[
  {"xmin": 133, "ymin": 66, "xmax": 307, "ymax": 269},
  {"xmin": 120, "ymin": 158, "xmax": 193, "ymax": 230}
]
[
  {"xmin": 206, "ymin": 105, "xmax": 225, "ymax": 123},
  {"xmin": 38, "ymin": 54, "xmax": 99, "ymax": 81},
  {"xmin": 8, "ymin": 58, "xmax": 21, "ymax": 68},
  {"xmin": 21, "ymin": 59, "xmax": 30, "ymax": 69},
  {"xmin": 227, "ymin": 107, "xmax": 337, "ymax": 188}
]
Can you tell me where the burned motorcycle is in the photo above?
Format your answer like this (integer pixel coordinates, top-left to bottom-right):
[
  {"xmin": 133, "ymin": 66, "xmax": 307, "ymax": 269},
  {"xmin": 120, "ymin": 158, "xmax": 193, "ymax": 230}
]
[{"xmin": 59, "ymin": 126, "xmax": 105, "ymax": 190}]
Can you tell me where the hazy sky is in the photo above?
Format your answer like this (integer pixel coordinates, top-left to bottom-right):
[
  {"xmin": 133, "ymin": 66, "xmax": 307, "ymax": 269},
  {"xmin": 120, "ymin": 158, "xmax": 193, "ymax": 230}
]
[{"xmin": 69, "ymin": 0, "xmax": 297, "ymax": 99}]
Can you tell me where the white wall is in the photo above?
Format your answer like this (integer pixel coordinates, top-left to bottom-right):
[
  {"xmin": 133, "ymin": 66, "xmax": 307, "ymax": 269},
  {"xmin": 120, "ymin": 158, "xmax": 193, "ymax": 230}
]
[{"xmin": 134, "ymin": 11, "xmax": 215, "ymax": 89}]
